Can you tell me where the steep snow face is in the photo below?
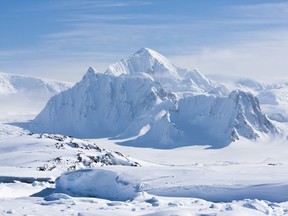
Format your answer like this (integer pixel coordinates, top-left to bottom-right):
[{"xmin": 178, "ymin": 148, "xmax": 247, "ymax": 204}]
[
  {"xmin": 228, "ymin": 90, "xmax": 277, "ymax": 139},
  {"xmin": 106, "ymin": 48, "xmax": 227, "ymax": 95},
  {"xmin": 123, "ymin": 90, "xmax": 277, "ymax": 148},
  {"xmin": 32, "ymin": 67, "xmax": 172, "ymax": 138}
]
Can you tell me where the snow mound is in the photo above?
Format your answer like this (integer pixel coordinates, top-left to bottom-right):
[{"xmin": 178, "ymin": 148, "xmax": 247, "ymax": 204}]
[
  {"xmin": 31, "ymin": 49, "xmax": 278, "ymax": 148},
  {"xmin": 56, "ymin": 169, "xmax": 141, "ymax": 201},
  {"xmin": 44, "ymin": 193, "xmax": 72, "ymax": 201}
]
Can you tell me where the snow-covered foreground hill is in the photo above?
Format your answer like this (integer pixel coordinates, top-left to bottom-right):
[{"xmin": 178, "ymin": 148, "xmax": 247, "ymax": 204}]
[{"xmin": 1, "ymin": 51, "xmax": 288, "ymax": 215}]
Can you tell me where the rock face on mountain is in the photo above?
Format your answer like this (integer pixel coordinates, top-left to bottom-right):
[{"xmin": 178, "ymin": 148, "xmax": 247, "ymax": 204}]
[
  {"xmin": 234, "ymin": 78, "xmax": 288, "ymax": 123},
  {"xmin": 31, "ymin": 48, "xmax": 277, "ymax": 148}
]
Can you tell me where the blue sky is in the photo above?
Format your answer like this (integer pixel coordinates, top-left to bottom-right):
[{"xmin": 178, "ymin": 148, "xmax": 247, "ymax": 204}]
[{"xmin": 1, "ymin": 0, "xmax": 288, "ymax": 82}]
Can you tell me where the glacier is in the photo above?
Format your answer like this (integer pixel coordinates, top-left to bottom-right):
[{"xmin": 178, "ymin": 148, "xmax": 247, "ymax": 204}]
[{"xmin": 30, "ymin": 48, "xmax": 277, "ymax": 148}]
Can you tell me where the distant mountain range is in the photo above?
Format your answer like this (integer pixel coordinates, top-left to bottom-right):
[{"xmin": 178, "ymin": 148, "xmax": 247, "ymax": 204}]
[
  {"xmin": 0, "ymin": 72, "xmax": 73, "ymax": 120},
  {"xmin": 0, "ymin": 72, "xmax": 72, "ymax": 96}
]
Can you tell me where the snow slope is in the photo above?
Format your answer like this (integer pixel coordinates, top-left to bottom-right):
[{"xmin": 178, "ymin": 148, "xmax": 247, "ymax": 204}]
[{"xmin": 31, "ymin": 48, "xmax": 277, "ymax": 148}]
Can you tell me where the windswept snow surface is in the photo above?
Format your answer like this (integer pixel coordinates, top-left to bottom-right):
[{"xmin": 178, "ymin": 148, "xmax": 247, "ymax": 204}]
[
  {"xmin": 31, "ymin": 48, "xmax": 277, "ymax": 149},
  {"xmin": 2, "ymin": 139, "xmax": 288, "ymax": 216}
]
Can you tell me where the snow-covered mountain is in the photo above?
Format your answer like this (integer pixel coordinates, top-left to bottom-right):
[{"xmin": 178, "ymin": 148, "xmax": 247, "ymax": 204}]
[{"xmin": 31, "ymin": 48, "xmax": 277, "ymax": 148}]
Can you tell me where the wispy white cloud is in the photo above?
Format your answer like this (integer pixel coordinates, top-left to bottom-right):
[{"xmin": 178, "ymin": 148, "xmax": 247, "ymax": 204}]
[
  {"xmin": 2, "ymin": 1, "xmax": 288, "ymax": 83},
  {"xmin": 229, "ymin": 2, "xmax": 288, "ymax": 23},
  {"xmin": 235, "ymin": 2, "xmax": 288, "ymax": 15},
  {"xmin": 171, "ymin": 30, "xmax": 288, "ymax": 82},
  {"xmin": 35, "ymin": 0, "xmax": 152, "ymax": 11}
]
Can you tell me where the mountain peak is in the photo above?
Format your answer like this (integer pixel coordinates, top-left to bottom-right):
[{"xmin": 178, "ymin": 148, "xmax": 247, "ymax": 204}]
[
  {"xmin": 105, "ymin": 48, "xmax": 177, "ymax": 77},
  {"xmin": 87, "ymin": 66, "xmax": 96, "ymax": 75},
  {"xmin": 134, "ymin": 47, "xmax": 165, "ymax": 59},
  {"xmin": 133, "ymin": 47, "xmax": 175, "ymax": 70},
  {"xmin": 104, "ymin": 48, "xmax": 226, "ymax": 94},
  {"xmin": 83, "ymin": 66, "xmax": 97, "ymax": 79},
  {"xmin": 135, "ymin": 47, "xmax": 153, "ymax": 54}
]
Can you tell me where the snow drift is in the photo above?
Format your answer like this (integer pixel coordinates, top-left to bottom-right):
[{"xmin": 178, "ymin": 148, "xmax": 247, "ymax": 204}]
[
  {"xmin": 31, "ymin": 48, "xmax": 277, "ymax": 148},
  {"xmin": 56, "ymin": 169, "xmax": 141, "ymax": 201}
]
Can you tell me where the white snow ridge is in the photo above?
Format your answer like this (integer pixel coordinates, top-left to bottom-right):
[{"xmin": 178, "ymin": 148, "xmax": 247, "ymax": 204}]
[{"xmin": 30, "ymin": 48, "xmax": 277, "ymax": 148}]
